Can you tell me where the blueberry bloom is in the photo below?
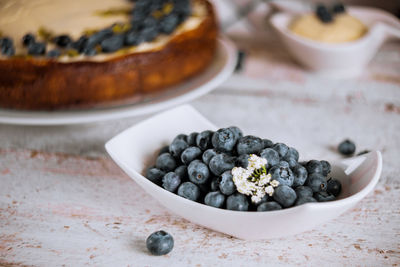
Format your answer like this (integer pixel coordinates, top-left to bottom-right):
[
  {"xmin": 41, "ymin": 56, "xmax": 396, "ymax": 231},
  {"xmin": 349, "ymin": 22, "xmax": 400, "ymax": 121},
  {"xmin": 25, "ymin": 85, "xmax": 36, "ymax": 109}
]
[{"xmin": 231, "ymin": 154, "xmax": 279, "ymax": 203}]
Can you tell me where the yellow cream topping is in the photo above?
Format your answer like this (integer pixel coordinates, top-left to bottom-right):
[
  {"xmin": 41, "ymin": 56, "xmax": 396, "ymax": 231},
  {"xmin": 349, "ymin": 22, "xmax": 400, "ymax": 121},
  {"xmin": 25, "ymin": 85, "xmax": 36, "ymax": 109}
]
[{"xmin": 290, "ymin": 13, "xmax": 367, "ymax": 43}]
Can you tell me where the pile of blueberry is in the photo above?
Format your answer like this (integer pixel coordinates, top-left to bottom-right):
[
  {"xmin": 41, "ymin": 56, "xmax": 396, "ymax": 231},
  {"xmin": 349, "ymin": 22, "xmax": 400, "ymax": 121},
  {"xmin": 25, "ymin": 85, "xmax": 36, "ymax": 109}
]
[
  {"xmin": 146, "ymin": 126, "xmax": 342, "ymax": 212},
  {"xmin": 315, "ymin": 2, "xmax": 345, "ymax": 23},
  {"xmin": 0, "ymin": 0, "xmax": 191, "ymax": 57}
]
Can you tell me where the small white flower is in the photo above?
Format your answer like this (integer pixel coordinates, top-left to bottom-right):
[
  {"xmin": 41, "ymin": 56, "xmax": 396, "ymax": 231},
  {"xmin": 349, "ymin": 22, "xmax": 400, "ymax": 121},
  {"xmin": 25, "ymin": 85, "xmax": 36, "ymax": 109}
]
[
  {"xmin": 248, "ymin": 154, "xmax": 267, "ymax": 170},
  {"xmin": 265, "ymin": 185, "xmax": 274, "ymax": 196},
  {"xmin": 231, "ymin": 154, "xmax": 277, "ymax": 204},
  {"xmin": 258, "ymin": 173, "xmax": 271, "ymax": 186},
  {"xmin": 270, "ymin": 180, "xmax": 280, "ymax": 187},
  {"xmin": 251, "ymin": 195, "xmax": 261, "ymax": 203}
]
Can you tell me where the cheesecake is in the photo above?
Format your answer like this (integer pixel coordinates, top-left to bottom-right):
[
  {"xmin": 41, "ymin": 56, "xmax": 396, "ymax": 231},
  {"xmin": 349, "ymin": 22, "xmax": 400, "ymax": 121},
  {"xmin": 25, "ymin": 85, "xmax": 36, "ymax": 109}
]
[{"xmin": 0, "ymin": 0, "xmax": 218, "ymax": 110}]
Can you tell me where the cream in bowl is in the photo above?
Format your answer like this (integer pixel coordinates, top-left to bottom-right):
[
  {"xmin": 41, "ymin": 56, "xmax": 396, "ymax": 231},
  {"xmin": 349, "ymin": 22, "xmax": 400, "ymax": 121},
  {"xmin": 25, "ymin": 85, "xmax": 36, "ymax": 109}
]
[
  {"xmin": 289, "ymin": 4, "xmax": 368, "ymax": 43},
  {"xmin": 270, "ymin": 4, "xmax": 400, "ymax": 78}
]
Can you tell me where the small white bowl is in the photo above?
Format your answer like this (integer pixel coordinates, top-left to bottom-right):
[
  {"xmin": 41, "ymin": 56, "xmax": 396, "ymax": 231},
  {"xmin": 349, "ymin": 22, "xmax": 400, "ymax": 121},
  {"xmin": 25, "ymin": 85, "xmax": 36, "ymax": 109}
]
[
  {"xmin": 269, "ymin": 7, "xmax": 400, "ymax": 78},
  {"xmin": 105, "ymin": 105, "xmax": 382, "ymax": 240}
]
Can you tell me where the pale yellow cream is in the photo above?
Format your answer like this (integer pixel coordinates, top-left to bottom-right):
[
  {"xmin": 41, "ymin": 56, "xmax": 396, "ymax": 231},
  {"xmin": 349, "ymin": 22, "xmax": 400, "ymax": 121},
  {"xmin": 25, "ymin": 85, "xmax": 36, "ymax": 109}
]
[
  {"xmin": 290, "ymin": 13, "xmax": 367, "ymax": 43},
  {"xmin": 0, "ymin": 0, "xmax": 206, "ymax": 61}
]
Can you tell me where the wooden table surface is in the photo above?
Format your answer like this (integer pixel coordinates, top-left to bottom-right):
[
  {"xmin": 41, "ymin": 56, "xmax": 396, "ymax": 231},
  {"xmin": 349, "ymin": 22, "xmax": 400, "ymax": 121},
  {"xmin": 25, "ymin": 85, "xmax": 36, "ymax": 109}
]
[{"xmin": 1, "ymin": 3, "xmax": 400, "ymax": 266}]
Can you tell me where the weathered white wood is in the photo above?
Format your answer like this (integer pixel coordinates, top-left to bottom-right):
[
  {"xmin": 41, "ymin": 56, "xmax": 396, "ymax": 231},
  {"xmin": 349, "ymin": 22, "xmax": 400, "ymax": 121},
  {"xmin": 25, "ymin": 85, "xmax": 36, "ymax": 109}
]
[{"xmin": 0, "ymin": 150, "xmax": 399, "ymax": 266}]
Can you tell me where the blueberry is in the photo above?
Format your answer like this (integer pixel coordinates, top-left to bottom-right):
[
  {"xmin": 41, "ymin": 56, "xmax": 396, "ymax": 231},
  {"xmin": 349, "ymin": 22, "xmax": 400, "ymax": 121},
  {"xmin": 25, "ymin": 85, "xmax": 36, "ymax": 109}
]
[
  {"xmin": 142, "ymin": 16, "xmax": 158, "ymax": 29},
  {"xmin": 155, "ymin": 153, "xmax": 176, "ymax": 172},
  {"xmin": 260, "ymin": 148, "xmax": 280, "ymax": 168},
  {"xmin": 209, "ymin": 154, "xmax": 235, "ymax": 176},
  {"xmin": 279, "ymin": 161, "xmax": 290, "ymax": 168},
  {"xmin": 236, "ymin": 135, "xmax": 263, "ymax": 155},
  {"xmin": 169, "ymin": 139, "xmax": 189, "ymax": 159},
  {"xmin": 202, "ymin": 149, "xmax": 218, "ymax": 165},
  {"xmin": 320, "ymin": 160, "xmax": 331, "ymax": 176},
  {"xmin": 87, "ymin": 28, "xmax": 113, "ymax": 47},
  {"xmin": 83, "ymin": 46, "xmax": 97, "ymax": 56},
  {"xmin": 204, "ymin": 191, "xmax": 225, "ymax": 208},
  {"xmin": 53, "ymin": 35, "xmax": 72, "ymax": 47},
  {"xmin": 174, "ymin": 0, "xmax": 191, "ymax": 20},
  {"xmin": 159, "ymin": 14, "xmax": 179, "ymax": 34},
  {"xmin": 22, "ymin": 33, "xmax": 35, "ymax": 46},
  {"xmin": 332, "ymin": 3, "xmax": 345, "ymax": 14},
  {"xmin": 227, "ymin": 126, "xmax": 243, "ymax": 141},
  {"xmin": 187, "ymin": 132, "xmax": 198, "ymax": 146},
  {"xmin": 272, "ymin": 143, "xmax": 289, "ymax": 158},
  {"xmin": 269, "ymin": 163, "xmax": 294, "ymax": 187},
  {"xmin": 158, "ymin": 145, "xmax": 170, "ymax": 155},
  {"xmin": 288, "ymin": 147, "xmax": 299, "ymax": 161},
  {"xmin": 262, "ymin": 139, "xmax": 273, "ymax": 149},
  {"xmin": 0, "ymin": 37, "xmax": 15, "ymax": 56},
  {"xmin": 295, "ymin": 196, "xmax": 317, "ymax": 206},
  {"xmin": 71, "ymin": 36, "xmax": 88, "ymax": 53},
  {"xmin": 139, "ymin": 26, "xmax": 159, "ymax": 42},
  {"xmin": 327, "ymin": 178, "xmax": 342, "ymax": 197},
  {"xmin": 306, "ymin": 173, "xmax": 327, "ymax": 193},
  {"xmin": 257, "ymin": 201, "xmax": 282, "ymax": 211},
  {"xmin": 338, "ymin": 139, "xmax": 356, "ymax": 156},
  {"xmin": 124, "ymin": 30, "xmax": 145, "ymax": 46},
  {"xmin": 295, "ymin": 186, "xmax": 313, "ymax": 198},
  {"xmin": 292, "ymin": 164, "xmax": 308, "ymax": 187},
  {"xmin": 283, "ymin": 147, "xmax": 299, "ymax": 168},
  {"xmin": 28, "ymin": 42, "xmax": 46, "ymax": 56},
  {"xmin": 146, "ymin": 230, "xmax": 174, "ymax": 256},
  {"xmin": 314, "ymin": 191, "xmax": 336, "ymax": 202},
  {"xmin": 174, "ymin": 165, "xmax": 188, "ymax": 181},
  {"xmin": 236, "ymin": 154, "xmax": 249, "ymax": 168},
  {"xmin": 210, "ymin": 176, "xmax": 221, "ymax": 191},
  {"xmin": 212, "ymin": 128, "xmax": 237, "ymax": 152},
  {"xmin": 316, "ymin": 4, "xmax": 333, "ymax": 23},
  {"xmin": 146, "ymin": 167, "xmax": 165, "ymax": 184},
  {"xmin": 173, "ymin": 134, "xmax": 188, "ymax": 143},
  {"xmin": 196, "ymin": 130, "xmax": 213, "ymax": 150},
  {"xmin": 188, "ymin": 160, "xmax": 210, "ymax": 185},
  {"xmin": 177, "ymin": 182, "xmax": 200, "ymax": 201},
  {"xmin": 273, "ymin": 185, "xmax": 297, "ymax": 208},
  {"xmin": 306, "ymin": 160, "xmax": 323, "ymax": 174},
  {"xmin": 162, "ymin": 172, "xmax": 181, "ymax": 192},
  {"xmin": 219, "ymin": 171, "xmax": 236, "ymax": 195},
  {"xmin": 226, "ymin": 193, "xmax": 249, "ymax": 211},
  {"xmin": 181, "ymin": 146, "xmax": 202, "ymax": 165},
  {"xmin": 132, "ymin": 9, "xmax": 149, "ymax": 26},
  {"xmin": 101, "ymin": 34, "xmax": 124, "ymax": 53},
  {"xmin": 47, "ymin": 49, "xmax": 61, "ymax": 58}
]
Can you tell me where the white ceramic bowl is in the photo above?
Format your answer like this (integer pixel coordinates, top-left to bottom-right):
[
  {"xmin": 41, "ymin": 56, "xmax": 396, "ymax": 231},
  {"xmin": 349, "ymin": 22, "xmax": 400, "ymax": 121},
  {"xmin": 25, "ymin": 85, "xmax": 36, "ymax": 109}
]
[
  {"xmin": 105, "ymin": 105, "xmax": 382, "ymax": 240},
  {"xmin": 269, "ymin": 7, "xmax": 400, "ymax": 78}
]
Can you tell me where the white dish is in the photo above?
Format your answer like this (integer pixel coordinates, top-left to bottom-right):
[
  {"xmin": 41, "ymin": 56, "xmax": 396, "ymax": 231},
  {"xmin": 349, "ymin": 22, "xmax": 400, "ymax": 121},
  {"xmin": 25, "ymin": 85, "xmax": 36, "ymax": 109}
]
[
  {"xmin": 0, "ymin": 37, "xmax": 237, "ymax": 126},
  {"xmin": 251, "ymin": 4, "xmax": 400, "ymax": 78},
  {"xmin": 105, "ymin": 104, "xmax": 383, "ymax": 240}
]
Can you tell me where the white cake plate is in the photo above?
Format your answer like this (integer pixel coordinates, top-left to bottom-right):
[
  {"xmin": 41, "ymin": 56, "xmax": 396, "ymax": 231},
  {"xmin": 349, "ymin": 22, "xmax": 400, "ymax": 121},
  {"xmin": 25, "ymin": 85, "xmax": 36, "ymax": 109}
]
[{"xmin": 0, "ymin": 37, "xmax": 237, "ymax": 125}]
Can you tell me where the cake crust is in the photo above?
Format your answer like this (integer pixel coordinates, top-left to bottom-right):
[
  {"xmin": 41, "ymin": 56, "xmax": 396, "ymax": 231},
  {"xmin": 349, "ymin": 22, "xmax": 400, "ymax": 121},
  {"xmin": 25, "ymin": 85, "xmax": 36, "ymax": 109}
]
[{"xmin": 0, "ymin": 0, "xmax": 217, "ymax": 110}]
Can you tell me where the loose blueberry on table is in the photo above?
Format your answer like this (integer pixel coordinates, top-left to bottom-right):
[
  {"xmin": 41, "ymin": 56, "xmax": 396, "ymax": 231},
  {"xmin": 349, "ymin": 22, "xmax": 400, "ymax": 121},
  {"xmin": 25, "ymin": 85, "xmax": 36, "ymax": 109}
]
[
  {"xmin": 145, "ymin": 126, "xmax": 342, "ymax": 211},
  {"xmin": 146, "ymin": 230, "xmax": 174, "ymax": 256},
  {"xmin": 338, "ymin": 139, "xmax": 356, "ymax": 156}
]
